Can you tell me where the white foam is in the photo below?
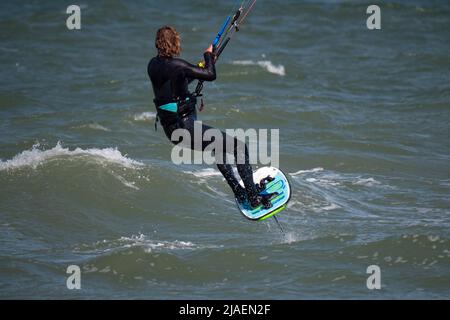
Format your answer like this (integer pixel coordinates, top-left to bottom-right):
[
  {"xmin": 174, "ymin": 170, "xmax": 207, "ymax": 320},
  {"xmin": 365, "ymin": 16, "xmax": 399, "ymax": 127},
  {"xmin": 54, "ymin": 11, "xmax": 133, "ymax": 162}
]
[
  {"xmin": 133, "ymin": 112, "xmax": 156, "ymax": 121},
  {"xmin": 283, "ymin": 232, "xmax": 300, "ymax": 244},
  {"xmin": 322, "ymin": 203, "xmax": 341, "ymax": 211},
  {"xmin": 353, "ymin": 177, "xmax": 380, "ymax": 187},
  {"xmin": 77, "ymin": 233, "xmax": 220, "ymax": 254},
  {"xmin": 257, "ymin": 61, "xmax": 286, "ymax": 76},
  {"xmin": 74, "ymin": 123, "xmax": 110, "ymax": 131},
  {"xmin": 113, "ymin": 173, "xmax": 140, "ymax": 190},
  {"xmin": 183, "ymin": 168, "xmax": 222, "ymax": 178},
  {"xmin": 278, "ymin": 231, "xmax": 312, "ymax": 245},
  {"xmin": 306, "ymin": 175, "xmax": 340, "ymax": 187},
  {"xmin": 0, "ymin": 142, "xmax": 144, "ymax": 171},
  {"xmin": 86, "ymin": 123, "xmax": 110, "ymax": 131},
  {"xmin": 232, "ymin": 60, "xmax": 286, "ymax": 76},
  {"xmin": 119, "ymin": 234, "xmax": 197, "ymax": 252},
  {"xmin": 290, "ymin": 167, "xmax": 324, "ymax": 176}
]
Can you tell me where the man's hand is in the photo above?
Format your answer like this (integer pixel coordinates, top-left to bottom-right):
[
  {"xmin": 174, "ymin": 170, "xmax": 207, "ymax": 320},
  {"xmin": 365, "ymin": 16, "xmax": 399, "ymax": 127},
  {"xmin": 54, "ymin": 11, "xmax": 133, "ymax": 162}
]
[
  {"xmin": 199, "ymin": 44, "xmax": 216, "ymax": 67},
  {"xmin": 204, "ymin": 44, "xmax": 213, "ymax": 54}
]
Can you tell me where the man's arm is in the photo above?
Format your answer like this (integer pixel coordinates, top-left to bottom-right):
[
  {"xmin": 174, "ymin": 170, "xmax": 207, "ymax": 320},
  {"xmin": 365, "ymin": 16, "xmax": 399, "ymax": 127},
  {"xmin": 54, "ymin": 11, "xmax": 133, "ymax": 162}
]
[{"xmin": 177, "ymin": 52, "xmax": 216, "ymax": 82}]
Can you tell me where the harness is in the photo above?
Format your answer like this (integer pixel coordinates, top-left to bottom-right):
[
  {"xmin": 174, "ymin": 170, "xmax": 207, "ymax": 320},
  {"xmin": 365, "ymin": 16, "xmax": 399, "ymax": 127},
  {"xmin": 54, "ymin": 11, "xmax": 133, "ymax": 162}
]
[{"xmin": 153, "ymin": 95, "xmax": 197, "ymax": 131}]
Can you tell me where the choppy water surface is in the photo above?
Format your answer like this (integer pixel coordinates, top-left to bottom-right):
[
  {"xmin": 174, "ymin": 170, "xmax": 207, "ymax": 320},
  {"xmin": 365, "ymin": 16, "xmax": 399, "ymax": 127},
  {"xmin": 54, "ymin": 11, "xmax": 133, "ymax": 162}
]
[{"xmin": 0, "ymin": 0, "xmax": 449, "ymax": 299}]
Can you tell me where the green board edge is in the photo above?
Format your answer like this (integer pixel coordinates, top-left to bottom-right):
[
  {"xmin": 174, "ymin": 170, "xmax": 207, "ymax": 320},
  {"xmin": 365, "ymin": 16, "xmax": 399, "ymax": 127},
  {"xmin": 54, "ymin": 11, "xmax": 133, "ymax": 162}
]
[{"xmin": 258, "ymin": 204, "xmax": 287, "ymax": 221}]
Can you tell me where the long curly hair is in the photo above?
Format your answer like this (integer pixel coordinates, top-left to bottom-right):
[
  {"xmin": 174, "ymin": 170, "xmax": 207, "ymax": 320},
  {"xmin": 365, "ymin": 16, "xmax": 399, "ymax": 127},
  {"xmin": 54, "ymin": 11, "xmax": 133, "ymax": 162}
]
[{"xmin": 155, "ymin": 26, "xmax": 181, "ymax": 58}]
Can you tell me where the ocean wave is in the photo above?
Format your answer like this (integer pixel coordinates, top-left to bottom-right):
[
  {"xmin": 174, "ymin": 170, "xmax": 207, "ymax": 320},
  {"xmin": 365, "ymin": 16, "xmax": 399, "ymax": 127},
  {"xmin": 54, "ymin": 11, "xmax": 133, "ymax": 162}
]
[
  {"xmin": 76, "ymin": 233, "xmax": 219, "ymax": 254},
  {"xmin": 306, "ymin": 177, "xmax": 341, "ymax": 187},
  {"xmin": 112, "ymin": 173, "xmax": 140, "ymax": 190},
  {"xmin": 290, "ymin": 168, "xmax": 383, "ymax": 189},
  {"xmin": 344, "ymin": 234, "xmax": 449, "ymax": 267},
  {"xmin": 133, "ymin": 112, "xmax": 156, "ymax": 121},
  {"xmin": 0, "ymin": 142, "xmax": 144, "ymax": 171},
  {"xmin": 232, "ymin": 60, "xmax": 286, "ymax": 76},
  {"xmin": 0, "ymin": 46, "xmax": 19, "ymax": 53},
  {"xmin": 73, "ymin": 123, "xmax": 110, "ymax": 131},
  {"xmin": 183, "ymin": 168, "xmax": 223, "ymax": 178},
  {"xmin": 117, "ymin": 234, "xmax": 198, "ymax": 253},
  {"xmin": 279, "ymin": 231, "xmax": 307, "ymax": 244},
  {"xmin": 322, "ymin": 203, "xmax": 341, "ymax": 211},
  {"xmin": 290, "ymin": 167, "xmax": 324, "ymax": 176},
  {"xmin": 353, "ymin": 177, "xmax": 381, "ymax": 187}
]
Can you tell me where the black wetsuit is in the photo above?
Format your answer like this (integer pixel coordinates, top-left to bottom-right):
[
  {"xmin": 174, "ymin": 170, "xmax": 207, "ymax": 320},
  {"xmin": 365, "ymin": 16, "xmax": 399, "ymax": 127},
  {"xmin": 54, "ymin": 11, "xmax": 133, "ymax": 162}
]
[{"xmin": 148, "ymin": 52, "xmax": 261, "ymax": 204}]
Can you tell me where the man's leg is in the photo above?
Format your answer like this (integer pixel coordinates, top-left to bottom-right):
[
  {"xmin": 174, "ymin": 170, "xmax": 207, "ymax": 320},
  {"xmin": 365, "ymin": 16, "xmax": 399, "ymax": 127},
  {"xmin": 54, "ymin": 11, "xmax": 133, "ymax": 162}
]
[
  {"xmin": 216, "ymin": 163, "xmax": 247, "ymax": 202},
  {"xmin": 232, "ymin": 138, "xmax": 263, "ymax": 207},
  {"xmin": 183, "ymin": 118, "xmax": 275, "ymax": 208},
  {"xmin": 179, "ymin": 119, "xmax": 247, "ymax": 201}
]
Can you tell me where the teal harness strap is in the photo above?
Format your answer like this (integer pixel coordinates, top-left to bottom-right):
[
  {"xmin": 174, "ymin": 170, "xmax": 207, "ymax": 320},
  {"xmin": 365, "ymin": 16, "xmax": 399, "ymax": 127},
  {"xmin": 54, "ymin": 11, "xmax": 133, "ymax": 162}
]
[
  {"xmin": 158, "ymin": 102, "xmax": 178, "ymax": 112},
  {"xmin": 158, "ymin": 97, "xmax": 190, "ymax": 113},
  {"xmin": 153, "ymin": 97, "xmax": 192, "ymax": 131},
  {"xmin": 153, "ymin": 102, "xmax": 177, "ymax": 131}
]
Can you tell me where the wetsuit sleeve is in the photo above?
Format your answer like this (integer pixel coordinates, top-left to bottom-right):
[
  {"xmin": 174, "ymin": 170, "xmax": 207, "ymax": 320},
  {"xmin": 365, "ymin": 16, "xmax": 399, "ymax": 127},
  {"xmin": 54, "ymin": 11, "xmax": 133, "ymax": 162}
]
[{"xmin": 179, "ymin": 52, "xmax": 216, "ymax": 82}]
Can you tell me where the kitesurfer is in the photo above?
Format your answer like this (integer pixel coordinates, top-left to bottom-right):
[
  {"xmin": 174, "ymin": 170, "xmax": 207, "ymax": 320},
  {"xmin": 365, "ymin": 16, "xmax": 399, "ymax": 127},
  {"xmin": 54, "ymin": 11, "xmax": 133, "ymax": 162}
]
[{"xmin": 147, "ymin": 26, "xmax": 276, "ymax": 209}]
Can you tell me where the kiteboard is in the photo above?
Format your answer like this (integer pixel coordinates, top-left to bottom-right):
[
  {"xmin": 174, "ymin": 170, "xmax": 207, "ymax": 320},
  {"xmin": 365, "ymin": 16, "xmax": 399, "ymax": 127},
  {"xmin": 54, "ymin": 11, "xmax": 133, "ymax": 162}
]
[{"xmin": 236, "ymin": 166, "xmax": 291, "ymax": 221}]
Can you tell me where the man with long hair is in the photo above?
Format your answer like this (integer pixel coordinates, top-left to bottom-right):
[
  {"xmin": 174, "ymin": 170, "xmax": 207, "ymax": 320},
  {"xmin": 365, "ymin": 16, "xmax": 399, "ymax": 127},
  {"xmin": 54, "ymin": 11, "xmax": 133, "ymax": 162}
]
[{"xmin": 148, "ymin": 26, "xmax": 276, "ymax": 209}]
